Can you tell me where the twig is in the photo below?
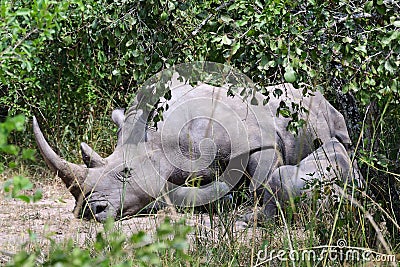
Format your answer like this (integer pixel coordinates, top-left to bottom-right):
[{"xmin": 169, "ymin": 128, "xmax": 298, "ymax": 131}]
[{"xmin": 0, "ymin": 28, "xmax": 38, "ymax": 58}]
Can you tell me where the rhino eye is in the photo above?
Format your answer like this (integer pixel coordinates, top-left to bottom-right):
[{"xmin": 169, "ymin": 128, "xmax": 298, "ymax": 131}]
[{"xmin": 117, "ymin": 167, "xmax": 133, "ymax": 182}]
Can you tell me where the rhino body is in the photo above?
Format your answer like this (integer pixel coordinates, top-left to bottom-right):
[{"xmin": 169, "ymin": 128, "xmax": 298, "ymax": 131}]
[{"xmin": 33, "ymin": 82, "xmax": 361, "ymax": 222}]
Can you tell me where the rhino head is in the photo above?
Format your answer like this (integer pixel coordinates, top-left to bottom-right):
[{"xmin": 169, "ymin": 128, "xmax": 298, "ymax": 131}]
[
  {"xmin": 32, "ymin": 85, "xmax": 238, "ymax": 222},
  {"xmin": 33, "ymin": 108, "xmax": 158, "ymax": 222}
]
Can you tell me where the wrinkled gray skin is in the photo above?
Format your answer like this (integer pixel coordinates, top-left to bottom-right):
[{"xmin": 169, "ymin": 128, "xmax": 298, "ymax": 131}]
[
  {"xmin": 33, "ymin": 83, "xmax": 361, "ymax": 222},
  {"xmin": 262, "ymin": 137, "xmax": 362, "ymax": 219}
]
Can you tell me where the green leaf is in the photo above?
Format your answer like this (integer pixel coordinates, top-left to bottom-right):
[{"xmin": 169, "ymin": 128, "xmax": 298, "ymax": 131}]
[
  {"xmin": 274, "ymin": 88, "xmax": 283, "ymax": 98},
  {"xmin": 131, "ymin": 231, "xmax": 147, "ymax": 244},
  {"xmin": 15, "ymin": 8, "xmax": 31, "ymax": 16},
  {"xmin": 1, "ymin": 145, "xmax": 19, "ymax": 155},
  {"xmin": 62, "ymin": 35, "xmax": 73, "ymax": 45},
  {"xmin": 250, "ymin": 96, "xmax": 259, "ymax": 105},
  {"xmin": 131, "ymin": 50, "xmax": 140, "ymax": 57},
  {"xmin": 393, "ymin": 21, "xmax": 400, "ymax": 27},
  {"xmin": 220, "ymin": 15, "xmax": 233, "ymax": 23},
  {"xmin": 126, "ymin": 40, "xmax": 133, "ymax": 47},
  {"xmin": 284, "ymin": 68, "xmax": 297, "ymax": 83},
  {"xmin": 236, "ymin": 20, "xmax": 248, "ymax": 27},
  {"xmin": 22, "ymin": 149, "xmax": 36, "ymax": 161},
  {"xmin": 354, "ymin": 45, "xmax": 367, "ymax": 53},
  {"xmin": 221, "ymin": 34, "xmax": 232, "ymax": 45},
  {"xmin": 2, "ymin": 175, "xmax": 40, "ymax": 203},
  {"xmin": 384, "ymin": 60, "xmax": 395, "ymax": 73},
  {"xmin": 33, "ymin": 190, "xmax": 43, "ymax": 202},
  {"xmin": 14, "ymin": 176, "xmax": 33, "ymax": 191},
  {"xmin": 8, "ymin": 161, "xmax": 17, "ymax": 168},
  {"xmin": 231, "ymin": 41, "xmax": 240, "ymax": 55},
  {"xmin": 160, "ymin": 11, "xmax": 168, "ymax": 21},
  {"xmin": 16, "ymin": 195, "xmax": 31, "ymax": 203},
  {"xmin": 5, "ymin": 114, "xmax": 25, "ymax": 131},
  {"xmin": 342, "ymin": 36, "xmax": 353, "ymax": 43},
  {"xmin": 255, "ymin": 0, "xmax": 263, "ymax": 8},
  {"xmin": 381, "ymin": 31, "xmax": 400, "ymax": 47},
  {"xmin": 279, "ymin": 109, "xmax": 291, "ymax": 118}
]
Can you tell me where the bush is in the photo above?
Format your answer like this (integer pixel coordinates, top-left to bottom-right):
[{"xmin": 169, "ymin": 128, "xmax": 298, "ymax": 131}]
[
  {"xmin": 7, "ymin": 218, "xmax": 192, "ymax": 267},
  {"xmin": 1, "ymin": 114, "xmax": 42, "ymax": 203}
]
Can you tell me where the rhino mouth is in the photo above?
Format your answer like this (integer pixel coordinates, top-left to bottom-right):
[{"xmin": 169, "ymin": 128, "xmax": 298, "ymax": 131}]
[{"xmin": 77, "ymin": 192, "xmax": 117, "ymax": 222}]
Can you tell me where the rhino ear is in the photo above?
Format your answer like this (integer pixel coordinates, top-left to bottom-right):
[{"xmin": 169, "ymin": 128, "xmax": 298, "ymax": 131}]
[
  {"xmin": 112, "ymin": 108, "xmax": 125, "ymax": 128},
  {"xmin": 81, "ymin": 142, "xmax": 106, "ymax": 168}
]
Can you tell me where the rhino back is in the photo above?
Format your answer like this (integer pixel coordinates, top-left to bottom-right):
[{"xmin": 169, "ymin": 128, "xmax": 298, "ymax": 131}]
[
  {"xmin": 264, "ymin": 84, "xmax": 351, "ymax": 165},
  {"xmin": 156, "ymin": 84, "xmax": 278, "ymax": 157}
]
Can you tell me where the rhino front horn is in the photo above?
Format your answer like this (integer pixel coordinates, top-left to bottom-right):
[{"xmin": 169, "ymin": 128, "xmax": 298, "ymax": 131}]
[
  {"xmin": 81, "ymin": 142, "xmax": 105, "ymax": 168},
  {"xmin": 33, "ymin": 116, "xmax": 87, "ymax": 200}
]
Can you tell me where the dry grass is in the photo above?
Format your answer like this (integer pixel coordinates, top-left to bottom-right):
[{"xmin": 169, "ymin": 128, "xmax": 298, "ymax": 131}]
[{"xmin": 1, "ymin": 168, "xmax": 398, "ymax": 266}]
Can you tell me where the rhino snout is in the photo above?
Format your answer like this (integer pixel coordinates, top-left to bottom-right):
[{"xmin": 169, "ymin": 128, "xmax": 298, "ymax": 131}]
[{"xmin": 81, "ymin": 200, "xmax": 116, "ymax": 222}]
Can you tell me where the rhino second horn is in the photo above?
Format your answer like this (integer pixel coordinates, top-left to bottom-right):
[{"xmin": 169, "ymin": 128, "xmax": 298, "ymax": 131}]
[
  {"xmin": 33, "ymin": 116, "xmax": 87, "ymax": 200},
  {"xmin": 80, "ymin": 142, "xmax": 106, "ymax": 168}
]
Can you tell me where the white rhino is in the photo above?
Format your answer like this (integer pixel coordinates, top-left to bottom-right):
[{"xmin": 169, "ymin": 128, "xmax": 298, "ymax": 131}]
[{"xmin": 33, "ymin": 82, "xmax": 361, "ymax": 222}]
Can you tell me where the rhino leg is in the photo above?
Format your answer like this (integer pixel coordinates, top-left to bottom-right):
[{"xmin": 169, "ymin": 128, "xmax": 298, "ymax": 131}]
[
  {"xmin": 164, "ymin": 145, "xmax": 279, "ymax": 209},
  {"xmin": 246, "ymin": 149, "xmax": 281, "ymax": 196},
  {"xmin": 239, "ymin": 149, "xmax": 281, "ymax": 222},
  {"xmin": 262, "ymin": 137, "xmax": 361, "ymax": 219},
  {"xmin": 166, "ymin": 181, "xmax": 231, "ymax": 207},
  {"xmin": 261, "ymin": 165, "xmax": 297, "ymax": 219}
]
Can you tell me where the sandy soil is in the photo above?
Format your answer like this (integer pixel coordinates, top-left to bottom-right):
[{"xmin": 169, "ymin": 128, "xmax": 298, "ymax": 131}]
[
  {"xmin": 0, "ymin": 179, "xmax": 165, "ymax": 263},
  {"xmin": 0, "ymin": 178, "xmax": 255, "ymax": 265}
]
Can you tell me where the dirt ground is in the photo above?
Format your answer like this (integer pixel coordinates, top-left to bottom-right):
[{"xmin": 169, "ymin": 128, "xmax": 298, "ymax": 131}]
[
  {"xmin": 0, "ymin": 178, "xmax": 255, "ymax": 265},
  {"xmin": 0, "ymin": 179, "xmax": 158, "ymax": 262}
]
